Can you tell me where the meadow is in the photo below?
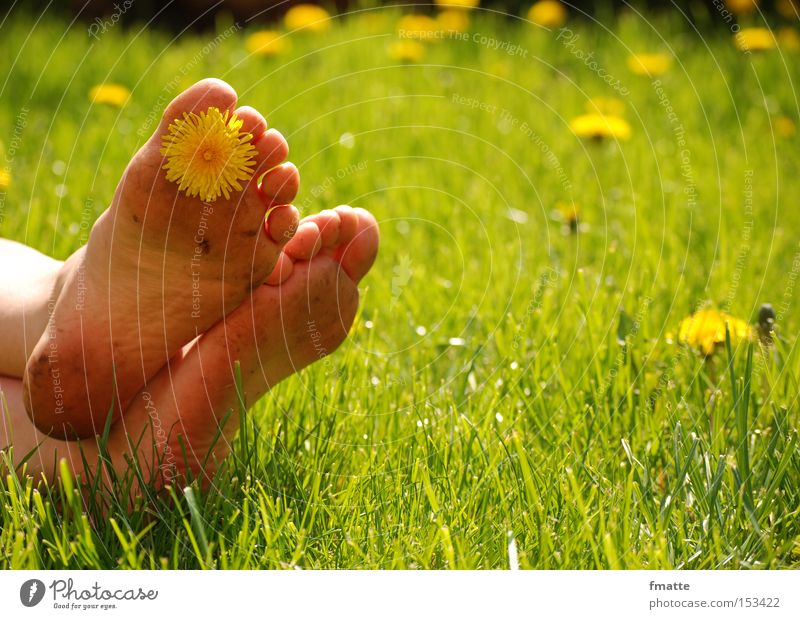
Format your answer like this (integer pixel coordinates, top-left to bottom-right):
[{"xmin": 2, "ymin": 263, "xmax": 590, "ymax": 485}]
[{"xmin": 1, "ymin": 4, "xmax": 799, "ymax": 569}]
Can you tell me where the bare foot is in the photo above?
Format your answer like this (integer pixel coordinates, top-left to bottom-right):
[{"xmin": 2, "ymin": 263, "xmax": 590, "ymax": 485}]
[
  {"xmin": 23, "ymin": 79, "xmax": 300, "ymax": 439},
  {"xmin": 3, "ymin": 207, "xmax": 379, "ymax": 488}
]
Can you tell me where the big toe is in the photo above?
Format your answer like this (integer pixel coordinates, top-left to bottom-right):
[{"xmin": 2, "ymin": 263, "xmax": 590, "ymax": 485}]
[
  {"xmin": 335, "ymin": 207, "xmax": 379, "ymax": 283},
  {"xmin": 155, "ymin": 78, "xmax": 238, "ymax": 139}
]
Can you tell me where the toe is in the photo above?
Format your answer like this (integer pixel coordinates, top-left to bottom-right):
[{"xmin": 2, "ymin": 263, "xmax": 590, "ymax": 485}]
[
  {"xmin": 334, "ymin": 205, "xmax": 359, "ymax": 244},
  {"xmin": 243, "ymin": 130, "xmax": 290, "ymax": 216},
  {"xmin": 266, "ymin": 252, "xmax": 294, "ymax": 285},
  {"xmin": 250, "ymin": 128, "xmax": 289, "ymax": 179},
  {"xmin": 336, "ymin": 207, "xmax": 379, "ymax": 283},
  {"xmin": 259, "ymin": 163, "xmax": 299, "ymax": 207},
  {"xmin": 234, "ymin": 105, "xmax": 267, "ymax": 138},
  {"xmin": 285, "ymin": 221, "xmax": 322, "ymax": 261},
  {"xmin": 156, "ymin": 78, "xmax": 238, "ymax": 138},
  {"xmin": 265, "ymin": 204, "xmax": 299, "ymax": 245},
  {"xmin": 264, "ymin": 204, "xmax": 300, "ymax": 245},
  {"xmin": 301, "ymin": 209, "xmax": 340, "ymax": 248}
]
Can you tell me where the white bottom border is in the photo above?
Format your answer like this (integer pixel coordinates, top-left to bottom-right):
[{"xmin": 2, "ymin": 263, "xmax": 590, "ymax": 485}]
[{"xmin": 1, "ymin": 570, "xmax": 798, "ymax": 618}]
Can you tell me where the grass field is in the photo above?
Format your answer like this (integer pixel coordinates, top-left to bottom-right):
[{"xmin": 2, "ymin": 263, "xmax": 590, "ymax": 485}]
[{"xmin": 1, "ymin": 5, "xmax": 800, "ymax": 569}]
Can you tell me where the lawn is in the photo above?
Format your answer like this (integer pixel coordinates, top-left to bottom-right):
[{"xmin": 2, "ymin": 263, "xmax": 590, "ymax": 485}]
[{"xmin": 1, "ymin": 4, "xmax": 799, "ymax": 569}]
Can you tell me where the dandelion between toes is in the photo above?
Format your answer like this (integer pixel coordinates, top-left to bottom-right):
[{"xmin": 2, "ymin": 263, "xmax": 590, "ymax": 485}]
[{"xmin": 0, "ymin": 78, "xmax": 379, "ymax": 487}]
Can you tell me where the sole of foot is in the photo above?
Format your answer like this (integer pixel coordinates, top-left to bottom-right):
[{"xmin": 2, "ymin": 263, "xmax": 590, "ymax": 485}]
[{"xmin": 24, "ymin": 78, "xmax": 300, "ymax": 439}]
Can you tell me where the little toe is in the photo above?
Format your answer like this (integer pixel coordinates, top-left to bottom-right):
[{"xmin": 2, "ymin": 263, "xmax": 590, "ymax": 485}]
[
  {"xmin": 259, "ymin": 163, "xmax": 299, "ymax": 207},
  {"xmin": 336, "ymin": 207, "xmax": 379, "ymax": 283},
  {"xmin": 285, "ymin": 221, "xmax": 322, "ymax": 260},
  {"xmin": 265, "ymin": 204, "xmax": 300, "ymax": 245}
]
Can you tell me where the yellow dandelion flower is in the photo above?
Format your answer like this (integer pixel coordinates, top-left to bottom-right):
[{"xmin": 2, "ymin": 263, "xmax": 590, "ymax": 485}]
[
  {"xmin": 0, "ymin": 168, "xmax": 10, "ymax": 189},
  {"xmin": 434, "ymin": 0, "xmax": 479, "ymax": 8},
  {"xmin": 557, "ymin": 201, "xmax": 579, "ymax": 231},
  {"xmin": 776, "ymin": 0, "xmax": 799, "ymax": 19},
  {"xmin": 734, "ymin": 28, "xmax": 776, "ymax": 52},
  {"xmin": 585, "ymin": 96, "xmax": 625, "ymax": 116},
  {"xmin": 778, "ymin": 27, "xmax": 800, "ymax": 50},
  {"xmin": 398, "ymin": 14, "xmax": 440, "ymax": 41},
  {"xmin": 89, "ymin": 83, "xmax": 131, "ymax": 107},
  {"xmin": 160, "ymin": 107, "xmax": 257, "ymax": 203},
  {"xmin": 725, "ymin": 0, "xmax": 758, "ymax": 15},
  {"xmin": 569, "ymin": 113, "xmax": 631, "ymax": 140},
  {"xmin": 527, "ymin": 1, "xmax": 567, "ymax": 28},
  {"xmin": 678, "ymin": 308, "xmax": 753, "ymax": 356},
  {"xmin": 627, "ymin": 53, "xmax": 672, "ymax": 77},
  {"xmin": 387, "ymin": 40, "xmax": 426, "ymax": 62},
  {"xmin": 246, "ymin": 30, "xmax": 288, "ymax": 56},
  {"xmin": 284, "ymin": 4, "xmax": 332, "ymax": 33},
  {"xmin": 438, "ymin": 9, "xmax": 471, "ymax": 33},
  {"xmin": 775, "ymin": 115, "xmax": 796, "ymax": 137}
]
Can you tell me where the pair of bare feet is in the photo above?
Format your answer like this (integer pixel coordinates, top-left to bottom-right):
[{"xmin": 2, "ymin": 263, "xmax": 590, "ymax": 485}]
[{"xmin": 0, "ymin": 78, "xmax": 379, "ymax": 487}]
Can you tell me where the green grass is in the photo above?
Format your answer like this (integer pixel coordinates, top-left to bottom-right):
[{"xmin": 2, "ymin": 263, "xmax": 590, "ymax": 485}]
[{"xmin": 2, "ymin": 6, "xmax": 800, "ymax": 569}]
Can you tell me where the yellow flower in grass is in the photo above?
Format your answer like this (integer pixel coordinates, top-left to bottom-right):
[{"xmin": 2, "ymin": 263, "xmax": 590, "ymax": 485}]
[
  {"xmin": 284, "ymin": 4, "xmax": 332, "ymax": 33},
  {"xmin": 527, "ymin": 1, "xmax": 567, "ymax": 28},
  {"xmin": 160, "ymin": 107, "xmax": 257, "ymax": 203},
  {"xmin": 775, "ymin": 115, "xmax": 796, "ymax": 137},
  {"xmin": 725, "ymin": 0, "xmax": 758, "ymax": 15},
  {"xmin": 398, "ymin": 14, "xmax": 440, "ymax": 40},
  {"xmin": 569, "ymin": 113, "xmax": 631, "ymax": 140},
  {"xmin": 678, "ymin": 308, "xmax": 753, "ymax": 356},
  {"xmin": 778, "ymin": 27, "xmax": 800, "ymax": 50},
  {"xmin": 387, "ymin": 40, "xmax": 426, "ymax": 62},
  {"xmin": 434, "ymin": 0, "xmax": 479, "ymax": 8},
  {"xmin": 734, "ymin": 28, "xmax": 776, "ymax": 52},
  {"xmin": 438, "ymin": 9, "xmax": 471, "ymax": 33},
  {"xmin": 557, "ymin": 201, "xmax": 579, "ymax": 232},
  {"xmin": 627, "ymin": 53, "xmax": 672, "ymax": 77},
  {"xmin": 246, "ymin": 30, "xmax": 288, "ymax": 56},
  {"xmin": 585, "ymin": 96, "xmax": 625, "ymax": 116},
  {"xmin": 0, "ymin": 168, "xmax": 10, "ymax": 189},
  {"xmin": 89, "ymin": 83, "xmax": 130, "ymax": 107}
]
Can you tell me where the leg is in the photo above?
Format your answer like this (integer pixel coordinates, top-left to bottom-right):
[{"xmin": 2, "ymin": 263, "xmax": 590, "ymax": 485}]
[
  {"xmin": 0, "ymin": 375, "xmax": 100, "ymax": 478},
  {"xmin": 0, "ymin": 239, "xmax": 63, "ymax": 378}
]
